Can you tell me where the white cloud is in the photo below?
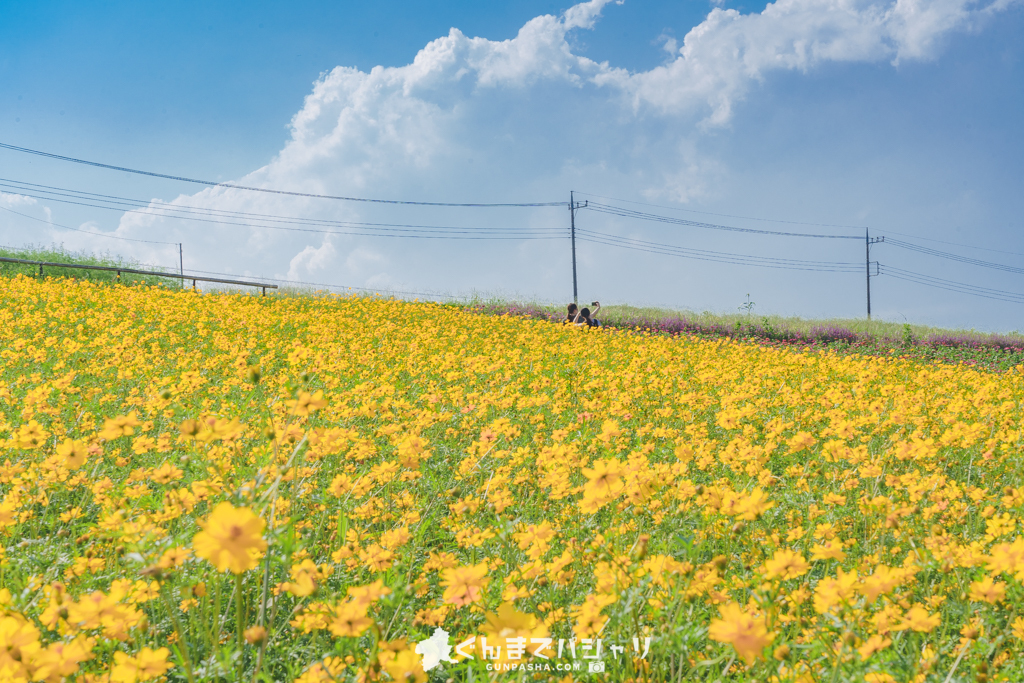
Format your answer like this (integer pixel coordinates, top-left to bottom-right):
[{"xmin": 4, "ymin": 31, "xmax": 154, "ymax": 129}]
[
  {"xmin": 203, "ymin": 0, "xmax": 1018, "ymax": 211},
  {"xmin": 285, "ymin": 238, "xmax": 337, "ymax": 281},
  {"xmin": 77, "ymin": 0, "xmax": 1019, "ymax": 321},
  {"xmin": 598, "ymin": 0, "xmax": 1016, "ymax": 125},
  {"xmin": 0, "ymin": 193, "xmax": 38, "ymax": 208}
]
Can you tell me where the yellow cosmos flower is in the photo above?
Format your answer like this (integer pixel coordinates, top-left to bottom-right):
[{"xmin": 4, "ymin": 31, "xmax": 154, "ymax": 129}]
[
  {"xmin": 55, "ymin": 439, "xmax": 88, "ymax": 469},
  {"xmin": 894, "ymin": 605, "xmax": 940, "ymax": 633},
  {"xmin": 787, "ymin": 432, "xmax": 817, "ymax": 452},
  {"xmin": 863, "ymin": 674, "xmax": 897, "ymax": 683},
  {"xmin": 761, "ymin": 549, "xmax": 810, "ymax": 581},
  {"xmin": 857, "ymin": 634, "xmax": 892, "ymax": 659},
  {"xmin": 813, "ymin": 568, "xmax": 858, "ymax": 614},
  {"xmin": 481, "ymin": 602, "xmax": 549, "ymax": 663},
  {"xmin": 859, "ymin": 566, "xmax": 902, "ymax": 603},
  {"xmin": 810, "ymin": 540, "xmax": 847, "ymax": 562},
  {"xmin": 580, "ymin": 458, "xmax": 627, "ymax": 512},
  {"xmin": 440, "ymin": 562, "xmax": 489, "ymax": 606},
  {"xmin": 99, "ymin": 412, "xmax": 140, "ymax": 440},
  {"xmin": 968, "ymin": 576, "xmax": 1005, "ymax": 604},
  {"xmin": 329, "ymin": 601, "xmax": 373, "ymax": 638},
  {"xmin": 12, "ymin": 420, "xmax": 49, "ymax": 449},
  {"xmin": 0, "ymin": 615, "xmax": 42, "ymax": 677},
  {"xmin": 382, "ymin": 650, "xmax": 426, "ymax": 683},
  {"xmin": 192, "ymin": 502, "xmax": 267, "ymax": 574},
  {"xmin": 1011, "ymin": 616, "xmax": 1024, "ymax": 641},
  {"xmin": 597, "ymin": 419, "xmax": 622, "ymax": 444},
  {"xmin": 708, "ymin": 602, "xmax": 774, "ymax": 665},
  {"xmin": 986, "ymin": 537, "xmax": 1024, "ymax": 579},
  {"xmin": 286, "ymin": 390, "xmax": 327, "ymax": 417},
  {"xmin": 109, "ymin": 646, "xmax": 172, "ymax": 683},
  {"xmin": 722, "ymin": 487, "xmax": 774, "ymax": 521},
  {"xmin": 30, "ymin": 635, "xmax": 95, "ymax": 681}
]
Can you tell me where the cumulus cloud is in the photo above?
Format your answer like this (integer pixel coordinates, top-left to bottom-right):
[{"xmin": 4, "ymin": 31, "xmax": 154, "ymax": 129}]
[
  {"xmin": 285, "ymin": 237, "xmax": 337, "ymax": 281},
  {"xmin": 0, "ymin": 193, "xmax": 39, "ymax": 209},
  {"xmin": 94, "ymin": 0, "xmax": 1018, "ymax": 299},
  {"xmin": 186, "ymin": 0, "xmax": 1015, "ymax": 206},
  {"xmin": 600, "ymin": 0, "xmax": 1016, "ymax": 125}
]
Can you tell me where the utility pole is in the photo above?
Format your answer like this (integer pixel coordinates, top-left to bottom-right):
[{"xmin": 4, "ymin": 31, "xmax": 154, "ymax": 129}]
[
  {"xmin": 569, "ymin": 191, "xmax": 587, "ymax": 304},
  {"xmin": 865, "ymin": 228, "xmax": 883, "ymax": 319},
  {"xmin": 179, "ymin": 243, "xmax": 184, "ymax": 289}
]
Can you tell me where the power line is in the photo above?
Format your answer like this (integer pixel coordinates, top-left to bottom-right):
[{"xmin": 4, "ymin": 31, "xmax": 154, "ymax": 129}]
[
  {"xmin": 884, "ymin": 230, "xmax": 1024, "ymax": 259},
  {"xmin": 880, "ymin": 265, "xmax": 1024, "ymax": 305},
  {"xmin": 577, "ymin": 229, "xmax": 862, "ymax": 272},
  {"xmin": 578, "ymin": 190, "xmax": 1024, "ymax": 258},
  {"xmin": 584, "ymin": 201, "xmax": 862, "ymax": 239},
  {"xmin": 0, "ymin": 205, "xmax": 180, "ymax": 246},
  {"xmin": 574, "ymin": 190, "xmax": 867, "ymax": 229},
  {"xmin": 0, "ymin": 141, "xmax": 563, "ymax": 207},
  {"xmin": 0, "ymin": 178, "xmax": 564, "ymax": 234},
  {"xmin": 886, "ymin": 238, "xmax": 1024, "ymax": 275},
  {"xmin": 0, "ymin": 181, "xmax": 565, "ymax": 240}
]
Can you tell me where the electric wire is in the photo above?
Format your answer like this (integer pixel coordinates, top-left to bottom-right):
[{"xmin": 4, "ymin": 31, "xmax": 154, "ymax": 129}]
[
  {"xmin": 7, "ymin": 167, "xmax": 1023, "ymax": 307},
  {"xmin": 0, "ymin": 185, "xmax": 565, "ymax": 241},
  {"xmin": 584, "ymin": 201, "xmax": 862, "ymax": 239},
  {"xmin": 0, "ymin": 205, "xmax": 180, "ymax": 246},
  {"xmin": 574, "ymin": 191, "xmax": 867, "ymax": 229},
  {"xmin": 576, "ymin": 229, "xmax": 862, "ymax": 272},
  {"xmin": 0, "ymin": 181, "xmax": 565, "ymax": 237},
  {"xmin": 0, "ymin": 142, "xmax": 563, "ymax": 207},
  {"xmin": 880, "ymin": 265, "xmax": 1024, "ymax": 304},
  {"xmin": 577, "ymin": 190, "xmax": 1024, "ymax": 260},
  {"xmin": 0, "ymin": 178, "xmax": 563, "ymax": 235},
  {"xmin": 887, "ymin": 238, "xmax": 1024, "ymax": 270}
]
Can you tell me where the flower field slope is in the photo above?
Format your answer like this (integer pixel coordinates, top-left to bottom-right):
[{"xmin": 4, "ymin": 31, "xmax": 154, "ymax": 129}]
[{"xmin": 1, "ymin": 275, "xmax": 1023, "ymax": 682}]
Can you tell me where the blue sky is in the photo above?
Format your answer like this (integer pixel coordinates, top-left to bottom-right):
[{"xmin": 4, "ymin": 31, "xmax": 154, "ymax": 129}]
[{"xmin": 2, "ymin": 0, "xmax": 1023, "ymax": 331}]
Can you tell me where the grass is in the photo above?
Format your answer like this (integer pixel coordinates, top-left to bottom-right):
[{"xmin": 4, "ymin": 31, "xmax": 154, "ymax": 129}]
[
  {"xmin": 491, "ymin": 300, "xmax": 1024, "ymax": 342},
  {"xmin": 0, "ymin": 244, "xmax": 182, "ymax": 288},
  {"xmin": 467, "ymin": 299, "xmax": 1024, "ymax": 371}
]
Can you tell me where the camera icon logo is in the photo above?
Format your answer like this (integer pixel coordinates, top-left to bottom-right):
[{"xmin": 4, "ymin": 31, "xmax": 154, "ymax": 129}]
[{"xmin": 588, "ymin": 661, "xmax": 606, "ymax": 673}]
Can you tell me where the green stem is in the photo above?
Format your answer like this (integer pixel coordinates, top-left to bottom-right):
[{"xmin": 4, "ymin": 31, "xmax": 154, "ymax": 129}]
[
  {"xmin": 942, "ymin": 641, "xmax": 971, "ymax": 683},
  {"xmin": 160, "ymin": 588, "xmax": 196, "ymax": 683},
  {"xmin": 235, "ymin": 573, "xmax": 245, "ymax": 683},
  {"xmin": 828, "ymin": 642, "xmax": 844, "ymax": 683},
  {"xmin": 252, "ymin": 499, "xmax": 276, "ymax": 683}
]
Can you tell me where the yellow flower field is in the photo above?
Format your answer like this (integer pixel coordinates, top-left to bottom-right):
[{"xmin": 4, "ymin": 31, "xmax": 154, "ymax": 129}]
[{"xmin": 1, "ymin": 274, "xmax": 1023, "ymax": 682}]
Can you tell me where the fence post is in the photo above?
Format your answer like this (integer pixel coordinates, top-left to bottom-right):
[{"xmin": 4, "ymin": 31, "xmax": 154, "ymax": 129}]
[
  {"xmin": 39, "ymin": 264, "xmax": 43, "ymax": 277},
  {"xmin": 262, "ymin": 286, "xmax": 266, "ymax": 297}
]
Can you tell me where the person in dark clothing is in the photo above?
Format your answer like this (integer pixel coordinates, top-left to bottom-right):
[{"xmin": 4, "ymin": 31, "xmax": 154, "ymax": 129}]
[
  {"xmin": 572, "ymin": 302, "xmax": 602, "ymax": 327},
  {"xmin": 573, "ymin": 301, "xmax": 601, "ymax": 327},
  {"xmin": 566, "ymin": 303, "xmax": 578, "ymax": 323}
]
